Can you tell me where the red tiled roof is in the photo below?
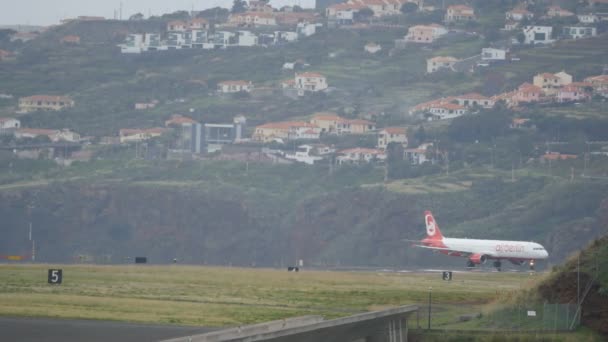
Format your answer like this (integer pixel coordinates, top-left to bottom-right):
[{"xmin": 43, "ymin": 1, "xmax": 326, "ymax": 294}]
[
  {"xmin": 458, "ymin": 93, "xmax": 490, "ymax": 100},
  {"xmin": 297, "ymin": 72, "xmax": 325, "ymax": 78},
  {"xmin": 430, "ymin": 103, "xmax": 465, "ymax": 110},
  {"xmin": 542, "ymin": 153, "xmax": 577, "ymax": 160},
  {"xmin": 536, "ymin": 72, "xmax": 559, "ymax": 79},
  {"xmin": 312, "ymin": 112, "xmax": 342, "ymax": 121},
  {"xmin": 257, "ymin": 121, "xmax": 318, "ymax": 130},
  {"xmin": 428, "ymin": 56, "xmax": 458, "ymax": 63},
  {"xmin": 344, "ymin": 119, "xmax": 374, "ymax": 125},
  {"xmin": 165, "ymin": 114, "xmax": 198, "ymax": 126},
  {"xmin": 61, "ymin": 35, "xmax": 80, "ymax": 43},
  {"xmin": 381, "ymin": 127, "xmax": 407, "ymax": 135}
]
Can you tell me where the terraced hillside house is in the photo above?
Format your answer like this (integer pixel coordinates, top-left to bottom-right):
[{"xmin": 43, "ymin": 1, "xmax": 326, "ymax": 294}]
[
  {"xmin": 505, "ymin": 8, "xmax": 534, "ymax": 21},
  {"xmin": 426, "ymin": 56, "xmax": 458, "ymax": 73},
  {"xmin": 248, "ymin": 0, "xmax": 274, "ymax": 12},
  {"xmin": 60, "ymin": 35, "xmax": 81, "ymax": 44},
  {"xmin": 0, "ymin": 118, "xmax": 20, "ymax": 135},
  {"xmin": 310, "ymin": 112, "xmax": 343, "ymax": 133},
  {"xmin": 167, "ymin": 20, "xmax": 188, "ymax": 32},
  {"xmin": 217, "ymin": 80, "xmax": 253, "ymax": 93},
  {"xmin": 18, "ymin": 95, "xmax": 74, "ymax": 112},
  {"xmin": 336, "ymin": 119, "xmax": 376, "ymax": 135},
  {"xmin": 294, "ymin": 72, "xmax": 328, "ymax": 95},
  {"xmin": 454, "ymin": 93, "xmax": 495, "ymax": 109},
  {"xmin": 377, "ymin": 127, "xmax": 408, "ymax": 149},
  {"xmin": 444, "ymin": 4, "xmax": 476, "ymax": 23},
  {"xmin": 326, "ymin": 3, "xmax": 365, "ymax": 25},
  {"xmin": 405, "ymin": 24, "xmax": 447, "ymax": 43},
  {"xmin": 252, "ymin": 121, "xmax": 321, "ymax": 142},
  {"xmin": 562, "ymin": 26, "xmax": 597, "ymax": 40},
  {"xmin": 557, "ymin": 83, "xmax": 592, "ymax": 103},
  {"xmin": 404, "ymin": 143, "xmax": 434, "ymax": 165},
  {"xmin": 512, "ymin": 83, "xmax": 543, "ymax": 104},
  {"xmin": 336, "ymin": 147, "xmax": 386, "ymax": 164},
  {"xmin": 14, "ymin": 128, "xmax": 79, "ymax": 142},
  {"xmin": 119, "ymin": 128, "xmax": 166, "ymax": 143},
  {"xmin": 189, "ymin": 18, "xmax": 210, "ymax": 30},
  {"xmin": 522, "ymin": 26, "xmax": 554, "ymax": 44},
  {"xmin": 578, "ymin": 14, "xmax": 599, "ymax": 23},
  {"xmin": 547, "ymin": 5, "xmax": 575, "ymax": 18},
  {"xmin": 347, "ymin": 0, "xmax": 405, "ymax": 17},
  {"xmin": 584, "ymin": 74, "xmax": 608, "ymax": 96},
  {"xmin": 228, "ymin": 12, "xmax": 277, "ymax": 27},
  {"xmin": 481, "ymin": 48, "xmax": 509, "ymax": 61},
  {"xmin": 428, "ymin": 102, "xmax": 466, "ymax": 120},
  {"xmin": 533, "ymin": 71, "xmax": 572, "ymax": 95}
]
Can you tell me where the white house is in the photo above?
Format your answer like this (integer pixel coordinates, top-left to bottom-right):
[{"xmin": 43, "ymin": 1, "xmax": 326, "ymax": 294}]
[
  {"xmin": 218, "ymin": 80, "xmax": 253, "ymax": 93},
  {"xmin": 51, "ymin": 129, "xmax": 81, "ymax": 142},
  {"xmin": 336, "ymin": 148, "xmax": 386, "ymax": 165},
  {"xmin": 426, "ymin": 56, "xmax": 458, "ymax": 73},
  {"xmin": 284, "ymin": 145, "xmax": 325, "ymax": 165},
  {"xmin": 404, "ymin": 143, "xmax": 434, "ymax": 165},
  {"xmin": 522, "ymin": 26, "xmax": 554, "ymax": 45},
  {"xmin": 0, "ymin": 117, "xmax": 20, "ymax": 135},
  {"xmin": 428, "ymin": 103, "xmax": 466, "ymax": 120},
  {"xmin": 295, "ymin": 72, "xmax": 328, "ymax": 96},
  {"xmin": 377, "ymin": 127, "xmax": 408, "ymax": 150},
  {"xmin": 481, "ymin": 48, "xmax": 508, "ymax": 61},
  {"xmin": 237, "ymin": 31, "xmax": 258, "ymax": 46},
  {"xmin": 365, "ymin": 42, "xmax": 382, "ymax": 54},
  {"xmin": 578, "ymin": 14, "xmax": 599, "ymax": 23},
  {"xmin": 454, "ymin": 93, "xmax": 495, "ymax": 108},
  {"xmin": 562, "ymin": 26, "xmax": 597, "ymax": 40},
  {"xmin": 506, "ymin": 8, "xmax": 534, "ymax": 21}
]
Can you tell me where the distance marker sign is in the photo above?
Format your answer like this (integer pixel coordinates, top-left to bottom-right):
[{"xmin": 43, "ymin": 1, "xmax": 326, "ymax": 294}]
[{"xmin": 48, "ymin": 269, "xmax": 63, "ymax": 285}]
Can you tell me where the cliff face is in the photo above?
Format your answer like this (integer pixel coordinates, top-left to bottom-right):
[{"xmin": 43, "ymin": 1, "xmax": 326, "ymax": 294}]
[{"xmin": 1, "ymin": 182, "xmax": 607, "ymax": 267}]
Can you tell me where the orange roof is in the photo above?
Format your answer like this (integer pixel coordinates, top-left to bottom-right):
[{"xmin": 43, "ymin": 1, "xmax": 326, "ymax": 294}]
[
  {"xmin": 257, "ymin": 121, "xmax": 318, "ymax": 130},
  {"xmin": 536, "ymin": 72, "xmax": 559, "ymax": 79},
  {"xmin": 165, "ymin": 114, "xmax": 198, "ymax": 126},
  {"xmin": 542, "ymin": 153, "xmax": 577, "ymax": 160},
  {"xmin": 512, "ymin": 118, "xmax": 530, "ymax": 124},
  {"xmin": 297, "ymin": 72, "xmax": 325, "ymax": 79},
  {"xmin": 328, "ymin": 3, "xmax": 366, "ymax": 10},
  {"xmin": 339, "ymin": 147, "xmax": 384, "ymax": 154},
  {"xmin": 509, "ymin": 8, "xmax": 532, "ymax": 15},
  {"xmin": 61, "ymin": 35, "xmax": 80, "ymax": 42},
  {"xmin": 430, "ymin": 103, "xmax": 465, "ymax": 110},
  {"xmin": 20, "ymin": 95, "xmax": 72, "ymax": 102},
  {"xmin": 428, "ymin": 56, "xmax": 458, "ymax": 63},
  {"xmin": 458, "ymin": 93, "xmax": 490, "ymax": 100},
  {"xmin": 381, "ymin": 127, "xmax": 407, "ymax": 135},
  {"xmin": 448, "ymin": 4, "xmax": 474, "ymax": 11},
  {"xmin": 345, "ymin": 119, "xmax": 374, "ymax": 126},
  {"xmin": 17, "ymin": 128, "xmax": 59, "ymax": 135},
  {"xmin": 518, "ymin": 83, "xmax": 542, "ymax": 93}
]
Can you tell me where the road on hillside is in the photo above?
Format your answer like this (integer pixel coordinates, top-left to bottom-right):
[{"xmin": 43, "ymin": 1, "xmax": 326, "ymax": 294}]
[{"xmin": 0, "ymin": 317, "xmax": 214, "ymax": 342}]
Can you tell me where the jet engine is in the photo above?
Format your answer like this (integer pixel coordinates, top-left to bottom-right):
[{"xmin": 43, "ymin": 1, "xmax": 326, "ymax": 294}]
[{"xmin": 469, "ymin": 254, "xmax": 488, "ymax": 265}]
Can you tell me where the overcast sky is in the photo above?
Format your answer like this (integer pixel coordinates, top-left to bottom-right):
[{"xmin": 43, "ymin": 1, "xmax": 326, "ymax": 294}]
[{"xmin": 0, "ymin": 0, "xmax": 316, "ymax": 26}]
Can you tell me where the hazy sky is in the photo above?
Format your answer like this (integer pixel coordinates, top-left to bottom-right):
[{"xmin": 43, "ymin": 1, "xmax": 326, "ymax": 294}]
[{"xmin": 1, "ymin": 0, "xmax": 316, "ymax": 26}]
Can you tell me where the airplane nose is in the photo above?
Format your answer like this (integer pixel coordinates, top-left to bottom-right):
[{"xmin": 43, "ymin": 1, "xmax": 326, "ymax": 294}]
[{"xmin": 543, "ymin": 250, "xmax": 549, "ymax": 258}]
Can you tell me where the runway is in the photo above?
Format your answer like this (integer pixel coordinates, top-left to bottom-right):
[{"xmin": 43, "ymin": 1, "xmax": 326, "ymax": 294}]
[{"xmin": 0, "ymin": 317, "xmax": 213, "ymax": 342}]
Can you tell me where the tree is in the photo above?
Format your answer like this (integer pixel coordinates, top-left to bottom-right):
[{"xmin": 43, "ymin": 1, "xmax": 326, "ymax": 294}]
[
  {"xmin": 129, "ymin": 13, "xmax": 144, "ymax": 21},
  {"xmin": 231, "ymin": 0, "xmax": 247, "ymax": 14},
  {"xmin": 401, "ymin": 2, "xmax": 418, "ymax": 14},
  {"xmin": 516, "ymin": 32, "xmax": 526, "ymax": 44}
]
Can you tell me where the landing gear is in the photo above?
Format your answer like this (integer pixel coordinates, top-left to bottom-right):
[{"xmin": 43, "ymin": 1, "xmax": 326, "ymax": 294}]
[
  {"xmin": 529, "ymin": 260, "xmax": 535, "ymax": 271},
  {"xmin": 493, "ymin": 260, "xmax": 502, "ymax": 271},
  {"xmin": 466, "ymin": 260, "xmax": 475, "ymax": 268}
]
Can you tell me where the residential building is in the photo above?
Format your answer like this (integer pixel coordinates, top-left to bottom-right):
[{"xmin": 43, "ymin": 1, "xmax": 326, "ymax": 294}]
[
  {"xmin": 214, "ymin": 31, "xmax": 237, "ymax": 46},
  {"xmin": 481, "ymin": 48, "xmax": 509, "ymax": 61},
  {"xmin": 336, "ymin": 119, "xmax": 376, "ymax": 135},
  {"xmin": 444, "ymin": 5, "xmax": 476, "ymax": 23},
  {"xmin": 426, "ymin": 56, "xmax": 458, "ymax": 73},
  {"xmin": 0, "ymin": 118, "xmax": 20, "ymax": 135},
  {"xmin": 217, "ymin": 80, "xmax": 253, "ymax": 93},
  {"xmin": 189, "ymin": 18, "xmax": 210, "ymax": 30},
  {"xmin": 165, "ymin": 114, "xmax": 198, "ymax": 127},
  {"xmin": 237, "ymin": 30, "xmax": 259, "ymax": 46},
  {"xmin": 405, "ymin": 24, "xmax": 448, "ymax": 43},
  {"xmin": 276, "ymin": 12, "xmax": 318, "ymax": 26},
  {"xmin": 512, "ymin": 83, "xmax": 543, "ymax": 104},
  {"xmin": 547, "ymin": 6, "xmax": 575, "ymax": 18},
  {"xmin": 557, "ymin": 83, "xmax": 592, "ymax": 103},
  {"xmin": 119, "ymin": 128, "xmax": 165, "ymax": 143},
  {"xmin": 295, "ymin": 72, "xmax": 328, "ymax": 95},
  {"xmin": 409, "ymin": 97, "xmax": 456, "ymax": 114},
  {"xmin": 428, "ymin": 103, "xmax": 466, "ymax": 120},
  {"xmin": 533, "ymin": 71, "xmax": 572, "ymax": 95},
  {"xmin": 510, "ymin": 118, "xmax": 531, "ymax": 129},
  {"xmin": 522, "ymin": 26, "xmax": 554, "ymax": 44},
  {"xmin": 14, "ymin": 128, "xmax": 60, "ymax": 140},
  {"xmin": 562, "ymin": 26, "xmax": 597, "ymax": 39},
  {"xmin": 167, "ymin": 20, "xmax": 188, "ymax": 32},
  {"xmin": 454, "ymin": 93, "xmax": 495, "ymax": 108},
  {"xmin": 18, "ymin": 95, "xmax": 74, "ymax": 112},
  {"xmin": 326, "ymin": 3, "xmax": 364, "ymax": 25},
  {"xmin": 296, "ymin": 22, "xmax": 320, "ymax": 37},
  {"xmin": 252, "ymin": 121, "xmax": 320, "ymax": 142},
  {"xmin": 9, "ymin": 32, "xmax": 38, "ymax": 42},
  {"xmin": 404, "ymin": 143, "xmax": 434, "ymax": 165},
  {"xmin": 365, "ymin": 42, "xmax": 382, "ymax": 54},
  {"xmin": 578, "ymin": 14, "xmax": 599, "ymax": 23},
  {"xmin": 348, "ymin": 0, "xmax": 408, "ymax": 17},
  {"xmin": 134, "ymin": 100, "xmax": 159, "ymax": 110},
  {"xmin": 377, "ymin": 127, "xmax": 408, "ymax": 150},
  {"xmin": 285, "ymin": 144, "xmax": 328, "ymax": 165},
  {"xmin": 310, "ymin": 112, "xmax": 342, "ymax": 133},
  {"xmin": 584, "ymin": 74, "xmax": 608, "ymax": 96},
  {"xmin": 228, "ymin": 12, "xmax": 277, "ymax": 27},
  {"xmin": 336, "ymin": 147, "xmax": 386, "ymax": 165},
  {"xmin": 506, "ymin": 8, "xmax": 534, "ymax": 21},
  {"xmin": 504, "ymin": 20, "xmax": 520, "ymax": 31},
  {"xmin": 248, "ymin": 0, "xmax": 274, "ymax": 12},
  {"xmin": 51, "ymin": 129, "xmax": 81, "ymax": 142}
]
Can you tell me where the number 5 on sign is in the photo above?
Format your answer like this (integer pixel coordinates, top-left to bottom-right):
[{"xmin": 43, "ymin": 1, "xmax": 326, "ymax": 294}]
[{"xmin": 48, "ymin": 269, "xmax": 63, "ymax": 285}]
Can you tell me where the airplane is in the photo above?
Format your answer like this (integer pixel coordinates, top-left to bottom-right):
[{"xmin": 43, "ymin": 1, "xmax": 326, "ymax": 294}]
[{"xmin": 413, "ymin": 210, "xmax": 549, "ymax": 271}]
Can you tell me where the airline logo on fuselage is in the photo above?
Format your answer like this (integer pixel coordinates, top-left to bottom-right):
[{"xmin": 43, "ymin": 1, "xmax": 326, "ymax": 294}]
[
  {"xmin": 425, "ymin": 214, "xmax": 436, "ymax": 236},
  {"xmin": 495, "ymin": 244, "xmax": 524, "ymax": 253}
]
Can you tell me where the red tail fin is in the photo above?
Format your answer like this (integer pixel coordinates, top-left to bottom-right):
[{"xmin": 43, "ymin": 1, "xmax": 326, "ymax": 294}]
[{"xmin": 424, "ymin": 210, "xmax": 444, "ymax": 240}]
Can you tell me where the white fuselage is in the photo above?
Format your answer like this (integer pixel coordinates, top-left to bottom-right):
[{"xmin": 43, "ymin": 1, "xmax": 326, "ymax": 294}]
[{"xmin": 442, "ymin": 238, "xmax": 549, "ymax": 260}]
